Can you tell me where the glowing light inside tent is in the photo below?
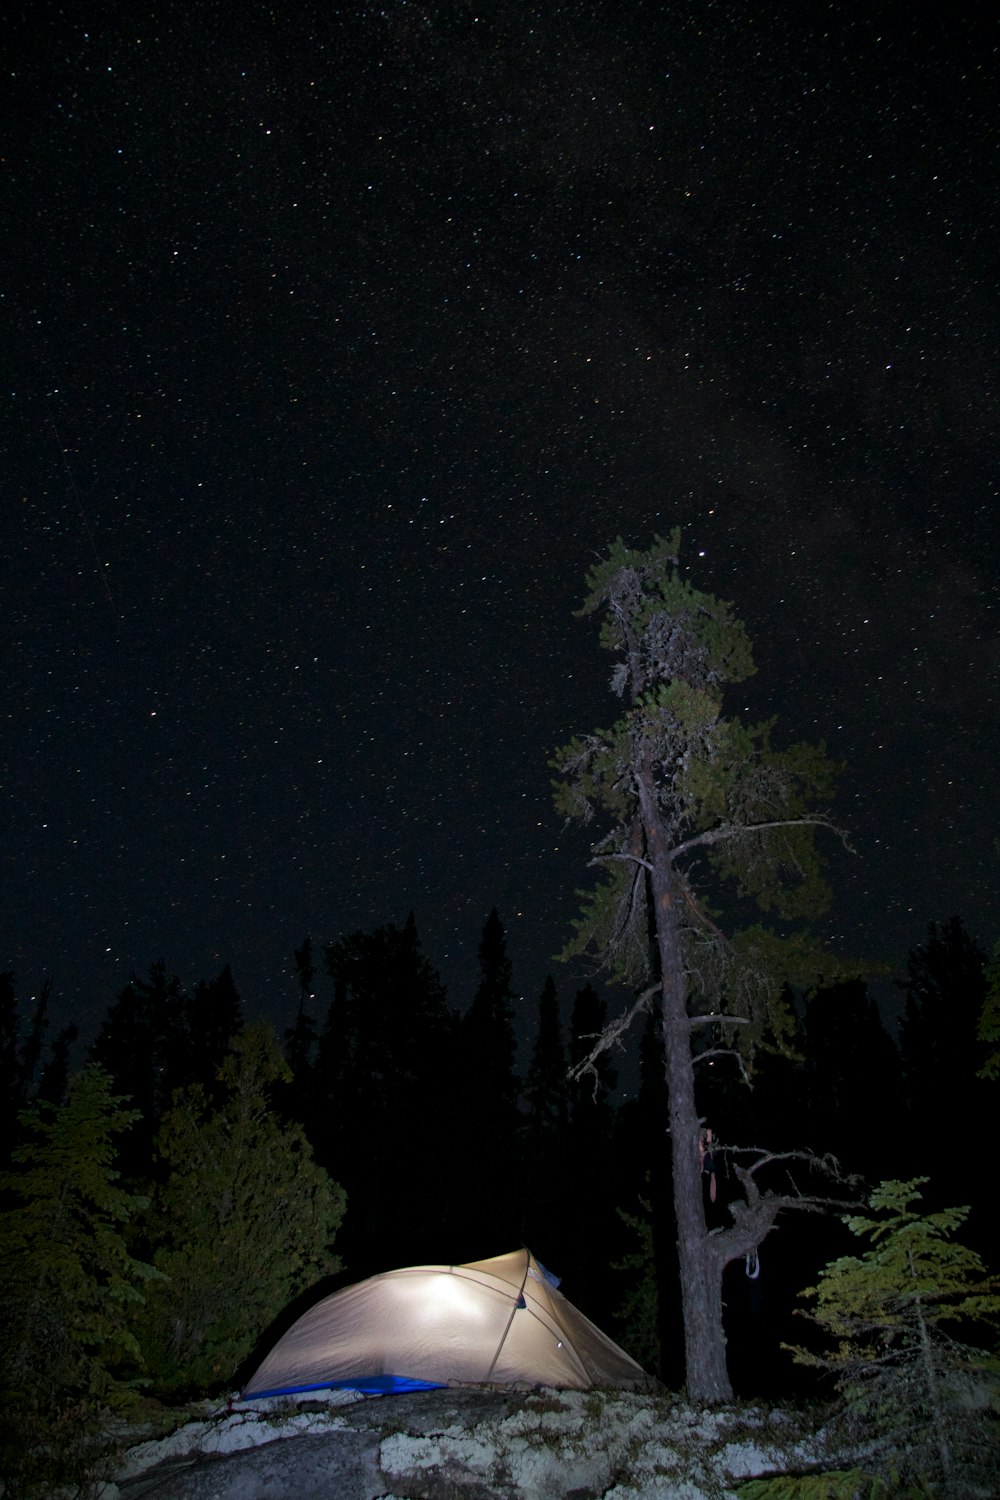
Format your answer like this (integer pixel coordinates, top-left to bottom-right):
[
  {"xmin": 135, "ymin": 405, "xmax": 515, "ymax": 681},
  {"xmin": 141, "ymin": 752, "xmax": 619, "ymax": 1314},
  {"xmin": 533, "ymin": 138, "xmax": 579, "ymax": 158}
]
[
  {"xmin": 239, "ymin": 1251, "xmax": 653, "ymax": 1400},
  {"xmin": 416, "ymin": 1273, "xmax": 491, "ymax": 1323}
]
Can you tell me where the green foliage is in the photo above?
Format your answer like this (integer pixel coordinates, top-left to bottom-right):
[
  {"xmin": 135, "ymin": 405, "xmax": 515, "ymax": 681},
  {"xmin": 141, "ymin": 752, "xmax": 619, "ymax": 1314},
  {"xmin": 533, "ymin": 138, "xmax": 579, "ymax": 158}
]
[
  {"xmin": 552, "ymin": 534, "xmax": 843, "ymax": 1032},
  {"xmin": 790, "ymin": 1179, "xmax": 1000, "ymax": 1496},
  {"xmin": 613, "ymin": 1193, "xmax": 662, "ymax": 1374},
  {"xmin": 0, "ymin": 1064, "xmax": 159, "ymax": 1494},
  {"xmin": 91, "ymin": 960, "xmax": 244, "ymax": 1182},
  {"xmin": 735, "ymin": 1474, "xmax": 883, "ymax": 1499},
  {"xmin": 135, "ymin": 1022, "xmax": 346, "ymax": 1394},
  {"xmin": 577, "ymin": 532, "xmax": 756, "ymax": 693},
  {"xmin": 798, "ymin": 1179, "xmax": 998, "ymax": 1350},
  {"xmin": 700, "ymin": 726, "xmax": 840, "ymax": 921},
  {"xmin": 0, "ymin": 974, "xmax": 78, "ymax": 1168}
]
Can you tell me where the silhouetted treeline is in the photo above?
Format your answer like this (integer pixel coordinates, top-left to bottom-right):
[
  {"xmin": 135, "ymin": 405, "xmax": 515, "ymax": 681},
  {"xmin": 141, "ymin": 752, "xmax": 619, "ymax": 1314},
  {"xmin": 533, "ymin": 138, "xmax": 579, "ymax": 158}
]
[
  {"xmin": 0, "ymin": 973, "xmax": 77, "ymax": 1168},
  {"xmin": 2, "ymin": 910, "xmax": 994, "ymax": 1401}
]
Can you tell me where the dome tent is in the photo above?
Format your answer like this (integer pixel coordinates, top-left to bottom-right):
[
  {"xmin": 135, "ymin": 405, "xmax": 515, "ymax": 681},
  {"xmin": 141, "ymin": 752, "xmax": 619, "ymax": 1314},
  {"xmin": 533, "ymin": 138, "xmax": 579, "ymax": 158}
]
[{"xmin": 242, "ymin": 1249, "xmax": 652, "ymax": 1398}]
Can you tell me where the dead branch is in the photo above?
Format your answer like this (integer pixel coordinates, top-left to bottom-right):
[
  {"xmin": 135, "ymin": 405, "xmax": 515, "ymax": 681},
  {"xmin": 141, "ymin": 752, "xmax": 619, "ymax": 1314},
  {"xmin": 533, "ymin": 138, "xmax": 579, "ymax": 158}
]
[
  {"xmin": 701, "ymin": 1145, "xmax": 865, "ymax": 1269},
  {"xmin": 670, "ymin": 814, "xmax": 854, "ymax": 864},
  {"xmin": 593, "ymin": 851, "xmax": 655, "ymax": 873},
  {"xmin": 717, "ymin": 1145, "xmax": 851, "ymax": 1180},
  {"xmin": 566, "ymin": 984, "xmax": 659, "ymax": 1094},
  {"xmin": 688, "ymin": 1013, "xmax": 751, "ymax": 1028},
  {"xmin": 681, "ymin": 880, "xmax": 734, "ymax": 948},
  {"xmin": 693, "ymin": 1046, "xmax": 752, "ymax": 1087}
]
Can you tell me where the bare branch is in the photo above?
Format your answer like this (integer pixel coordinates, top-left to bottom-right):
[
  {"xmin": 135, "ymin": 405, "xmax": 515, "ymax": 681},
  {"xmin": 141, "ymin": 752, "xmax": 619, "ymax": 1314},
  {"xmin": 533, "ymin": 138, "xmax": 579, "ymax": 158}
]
[
  {"xmin": 702, "ymin": 1146, "xmax": 864, "ymax": 1268},
  {"xmin": 716, "ymin": 1145, "xmax": 854, "ymax": 1185},
  {"xmin": 693, "ymin": 1046, "xmax": 752, "ymax": 1087},
  {"xmin": 566, "ymin": 984, "xmax": 659, "ymax": 1088},
  {"xmin": 688, "ymin": 1013, "xmax": 751, "ymax": 1028},
  {"xmin": 669, "ymin": 814, "xmax": 853, "ymax": 864},
  {"xmin": 592, "ymin": 851, "xmax": 655, "ymax": 873}
]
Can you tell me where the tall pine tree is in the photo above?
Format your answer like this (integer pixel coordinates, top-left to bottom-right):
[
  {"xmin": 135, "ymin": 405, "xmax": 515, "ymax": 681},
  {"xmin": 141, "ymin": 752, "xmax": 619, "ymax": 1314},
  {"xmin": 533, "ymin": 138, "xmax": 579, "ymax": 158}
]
[{"xmin": 552, "ymin": 534, "xmax": 848, "ymax": 1400}]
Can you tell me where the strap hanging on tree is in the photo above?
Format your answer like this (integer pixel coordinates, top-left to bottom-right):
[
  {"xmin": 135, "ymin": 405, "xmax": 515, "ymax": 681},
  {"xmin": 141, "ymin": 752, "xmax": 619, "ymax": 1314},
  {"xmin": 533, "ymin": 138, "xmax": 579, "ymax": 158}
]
[{"xmin": 699, "ymin": 1126, "xmax": 717, "ymax": 1203}]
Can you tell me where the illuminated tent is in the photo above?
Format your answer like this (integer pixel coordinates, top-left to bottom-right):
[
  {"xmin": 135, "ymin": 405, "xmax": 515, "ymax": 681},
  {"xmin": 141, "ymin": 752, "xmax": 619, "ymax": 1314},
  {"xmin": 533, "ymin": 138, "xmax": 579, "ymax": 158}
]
[{"xmin": 242, "ymin": 1249, "xmax": 651, "ymax": 1398}]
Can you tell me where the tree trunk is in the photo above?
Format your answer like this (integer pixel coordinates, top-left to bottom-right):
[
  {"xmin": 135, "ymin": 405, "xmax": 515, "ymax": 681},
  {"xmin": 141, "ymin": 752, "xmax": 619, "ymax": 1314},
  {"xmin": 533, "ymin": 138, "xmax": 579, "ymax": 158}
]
[
  {"xmin": 639, "ymin": 771, "xmax": 733, "ymax": 1402},
  {"xmin": 910, "ymin": 1252, "xmax": 954, "ymax": 1489}
]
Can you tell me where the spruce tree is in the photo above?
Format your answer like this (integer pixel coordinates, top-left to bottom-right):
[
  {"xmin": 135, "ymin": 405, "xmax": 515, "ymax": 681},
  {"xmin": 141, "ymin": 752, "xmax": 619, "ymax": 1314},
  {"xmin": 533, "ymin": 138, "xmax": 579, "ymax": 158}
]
[
  {"xmin": 90, "ymin": 961, "xmax": 191, "ymax": 1179},
  {"xmin": 521, "ymin": 976, "xmax": 569, "ymax": 1257},
  {"xmin": 13, "ymin": 979, "xmax": 52, "ymax": 1105},
  {"xmin": 136, "ymin": 1022, "xmax": 346, "ymax": 1394},
  {"xmin": 899, "ymin": 918, "xmax": 989, "ymax": 1212},
  {"xmin": 803, "ymin": 979, "xmax": 902, "ymax": 1178},
  {"xmin": 33, "ymin": 1020, "xmax": 78, "ymax": 1107},
  {"xmin": 552, "ymin": 534, "xmax": 848, "ymax": 1401},
  {"xmin": 524, "ymin": 975, "xmax": 568, "ymax": 1140},
  {"xmin": 791, "ymin": 1179, "xmax": 1000, "ymax": 1496},
  {"xmin": 0, "ymin": 973, "xmax": 25, "ymax": 1167},
  {"xmin": 463, "ymin": 908, "xmax": 518, "ymax": 1126},
  {"xmin": 0, "ymin": 1066, "xmax": 158, "ymax": 1489},
  {"xmin": 317, "ymin": 916, "xmax": 455, "ymax": 1262},
  {"xmin": 614, "ymin": 1192, "xmax": 662, "ymax": 1376},
  {"xmin": 0, "ymin": 975, "xmax": 78, "ymax": 1168},
  {"xmin": 286, "ymin": 935, "xmax": 319, "ymax": 1083},
  {"xmin": 455, "ymin": 910, "xmax": 521, "ymax": 1248},
  {"xmin": 566, "ymin": 985, "xmax": 620, "ymax": 1320},
  {"xmin": 187, "ymin": 963, "xmax": 243, "ymax": 1095}
]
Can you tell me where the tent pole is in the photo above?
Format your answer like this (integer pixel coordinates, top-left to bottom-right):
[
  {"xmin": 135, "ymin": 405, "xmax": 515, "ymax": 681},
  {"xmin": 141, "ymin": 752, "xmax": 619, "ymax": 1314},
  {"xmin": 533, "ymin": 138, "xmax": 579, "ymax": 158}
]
[{"xmin": 481, "ymin": 1247, "xmax": 532, "ymax": 1384}]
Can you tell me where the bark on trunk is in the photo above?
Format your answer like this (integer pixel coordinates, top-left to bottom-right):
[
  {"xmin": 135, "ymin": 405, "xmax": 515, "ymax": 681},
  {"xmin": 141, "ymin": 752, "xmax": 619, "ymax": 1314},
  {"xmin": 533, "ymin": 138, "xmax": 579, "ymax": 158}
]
[
  {"xmin": 639, "ymin": 771, "xmax": 734, "ymax": 1403},
  {"xmin": 911, "ymin": 1252, "xmax": 954, "ymax": 1489}
]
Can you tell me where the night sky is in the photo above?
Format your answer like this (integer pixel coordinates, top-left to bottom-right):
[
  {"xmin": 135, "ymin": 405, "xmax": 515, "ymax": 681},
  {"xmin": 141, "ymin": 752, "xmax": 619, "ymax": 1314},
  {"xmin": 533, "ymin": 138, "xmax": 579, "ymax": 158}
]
[{"xmin": 4, "ymin": 3, "xmax": 998, "ymax": 1050}]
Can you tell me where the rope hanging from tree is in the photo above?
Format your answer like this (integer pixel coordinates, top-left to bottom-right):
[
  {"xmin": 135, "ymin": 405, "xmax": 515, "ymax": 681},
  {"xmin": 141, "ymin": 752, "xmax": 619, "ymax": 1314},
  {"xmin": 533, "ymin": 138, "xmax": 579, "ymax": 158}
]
[{"xmin": 699, "ymin": 1126, "xmax": 717, "ymax": 1203}]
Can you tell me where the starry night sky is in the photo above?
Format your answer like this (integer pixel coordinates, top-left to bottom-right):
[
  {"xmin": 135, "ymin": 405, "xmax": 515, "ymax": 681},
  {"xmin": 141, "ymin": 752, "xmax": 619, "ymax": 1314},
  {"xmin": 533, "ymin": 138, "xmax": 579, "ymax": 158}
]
[{"xmin": 4, "ymin": 2, "xmax": 998, "ymax": 1048}]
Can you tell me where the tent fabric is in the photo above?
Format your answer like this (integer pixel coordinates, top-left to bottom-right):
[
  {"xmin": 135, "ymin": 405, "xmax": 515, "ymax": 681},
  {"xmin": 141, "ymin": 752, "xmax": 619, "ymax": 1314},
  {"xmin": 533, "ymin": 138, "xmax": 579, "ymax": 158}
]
[{"xmin": 242, "ymin": 1249, "xmax": 652, "ymax": 1398}]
